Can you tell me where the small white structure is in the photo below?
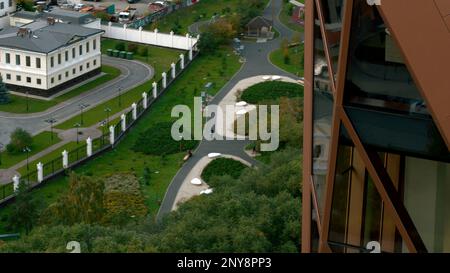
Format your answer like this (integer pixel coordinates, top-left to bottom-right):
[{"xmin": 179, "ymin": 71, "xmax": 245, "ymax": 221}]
[
  {"xmin": 271, "ymin": 75, "xmax": 282, "ymax": 81},
  {"xmin": 86, "ymin": 137, "xmax": 93, "ymax": 157},
  {"xmin": 109, "ymin": 125, "xmax": 115, "ymax": 145},
  {"xmin": 200, "ymin": 188, "xmax": 213, "ymax": 195},
  {"xmin": 162, "ymin": 72, "xmax": 167, "ymax": 88},
  {"xmin": 37, "ymin": 162, "xmax": 44, "ymax": 183},
  {"xmin": 207, "ymin": 153, "xmax": 222, "ymax": 158},
  {"xmin": 171, "ymin": 62, "xmax": 176, "ymax": 79},
  {"xmin": 236, "ymin": 101, "xmax": 248, "ymax": 107},
  {"xmin": 121, "ymin": 114, "xmax": 126, "ymax": 131},
  {"xmin": 180, "ymin": 54, "xmax": 185, "ymax": 70},
  {"xmin": 13, "ymin": 175, "xmax": 20, "ymax": 192},
  {"xmin": 132, "ymin": 103, "xmax": 137, "ymax": 120},
  {"xmin": 190, "ymin": 178, "xmax": 202, "ymax": 185},
  {"xmin": 62, "ymin": 150, "xmax": 69, "ymax": 169},
  {"xmin": 142, "ymin": 92, "xmax": 148, "ymax": 109}
]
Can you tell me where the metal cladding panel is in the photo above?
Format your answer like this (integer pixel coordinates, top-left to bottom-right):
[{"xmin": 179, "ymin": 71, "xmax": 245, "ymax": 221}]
[{"xmin": 378, "ymin": 0, "xmax": 450, "ymax": 149}]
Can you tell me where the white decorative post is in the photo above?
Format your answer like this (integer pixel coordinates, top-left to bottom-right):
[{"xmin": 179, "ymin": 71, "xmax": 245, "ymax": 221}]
[
  {"xmin": 152, "ymin": 82, "xmax": 157, "ymax": 98},
  {"xmin": 186, "ymin": 33, "xmax": 190, "ymax": 49},
  {"xmin": 86, "ymin": 137, "xmax": 92, "ymax": 157},
  {"xmin": 62, "ymin": 150, "xmax": 68, "ymax": 169},
  {"xmin": 132, "ymin": 103, "xmax": 137, "ymax": 120},
  {"xmin": 180, "ymin": 54, "xmax": 185, "ymax": 70},
  {"xmin": 189, "ymin": 47, "xmax": 193, "ymax": 61},
  {"xmin": 171, "ymin": 62, "xmax": 176, "ymax": 79},
  {"xmin": 37, "ymin": 162, "xmax": 43, "ymax": 183},
  {"xmin": 142, "ymin": 92, "xmax": 148, "ymax": 109},
  {"xmin": 138, "ymin": 26, "xmax": 143, "ymax": 42},
  {"xmin": 13, "ymin": 175, "xmax": 20, "ymax": 192},
  {"xmin": 109, "ymin": 125, "xmax": 115, "ymax": 145},
  {"xmin": 162, "ymin": 72, "xmax": 167, "ymax": 89},
  {"xmin": 121, "ymin": 114, "xmax": 126, "ymax": 131}
]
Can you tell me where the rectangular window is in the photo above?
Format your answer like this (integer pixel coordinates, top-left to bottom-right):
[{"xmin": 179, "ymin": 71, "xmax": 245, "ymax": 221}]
[
  {"xmin": 36, "ymin": 57, "xmax": 41, "ymax": 68},
  {"xmin": 15, "ymin": 55, "xmax": 20, "ymax": 65},
  {"xmin": 79, "ymin": 65, "xmax": 83, "ymax": 72},
  {"xmin": 93, "ymin": 59, "xmax": 97, "ymax": 66},
  {"xmin": 6, "ymin": 74, "xmax": 10, "ymax": 80},
  {"xmin": 65, "ymin": 71, "xmax": 69, "ymax": 78},
  {"xmin": 37, "ymin": 78, "xmax": 41, "ymax": 85},
  {"xmin": 93, "ymin": 39, "xmax": 97, "ymax": 50},
  {"xmin": 8, "ymin": 0, "xmax": 11, "ymax": 7},
  {"xmin": 72, "ymin": 48, "xmax": 75, "ymax": 58},
  {"xmin": 86, "ymin": 41, "xmax": 89, "ymax": 53},
  {"xmin": 5, "ymin": 53, "xmax": 9, "ymax": 64},
  {"xmin": 16, "ymin": 75, "xmax": 21, "ymax": 81},
  {"xmin": 26, "ymin": 77, "xmax": 31, "ymax": 83},
  {"xmin": 58, "ymin": 74, "xmax": 61, "ymax": 81},
  {"xmin": 73, "ymin": 68, "xmax": 76, "ymax": 75},
  {"xmin": 58, "ymin": 53, "xmax": 61, "ymax": 65},
  {"xmin": 51, "ymin": 77, "xmax": 54, "ymax": 84},
  {"xmin": 50, "ymin": 56, "xmax": 54, "ymax": 67},
  {"xmin": 79, "ymin": 45, "xmax": 82, "ymax": 55},
  {"xmin": 26, "ymin": 56, "xmax": 30, "ymax": 67},
  {"xmin": 1, "ymin": 2, "xmax": 4, "ymax": 9},
  {"xmin": 86, "ymin": 62, "xmax": 90, "ymax": 69},
  {"xmin": 65, "ymin": 51, "xmax": 68, "ymax": 61}
]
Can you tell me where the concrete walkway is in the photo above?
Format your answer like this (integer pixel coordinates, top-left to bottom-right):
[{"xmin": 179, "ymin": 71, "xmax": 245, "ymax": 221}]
[
  {"xmin": 157, "ymin": 0, "xmax": 302, "ymax": 221},
  {"xmin": 0, "ymin": 55, "xmax": 154, "ymax": 145}
]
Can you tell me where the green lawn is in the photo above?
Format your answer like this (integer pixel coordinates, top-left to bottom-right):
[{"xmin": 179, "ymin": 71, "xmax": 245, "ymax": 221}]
[
  {"xmin": 0, "ymin": 66, "xmax": 120, "ymax": 114},
  {"xmin": 270, "ymin": 45, "xmax": 304, "ymax": 77},
  {"xmin": 55, "ymin": 41, "xmax": 183, "ymax": 130},
  {"xmin": 279, "ymin": 0, "xmax": 304, "ymax": 33},
  {"xmin": 0, "ymin": 47, "xmax": 242, "ymax": 230},
  {"xmin": 0, "ymin": 131, "xmax": 61, "ymax": 170}
]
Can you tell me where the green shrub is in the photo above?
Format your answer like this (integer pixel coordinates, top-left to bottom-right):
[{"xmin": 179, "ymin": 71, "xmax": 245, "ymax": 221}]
[
  {"xmin": 127, "ymin": 43, "xmax": 139, "ymax": 54},
  {"xmin": 240, "ymin": 81, "xmax": 303, "ymax": 104},
  {"xmin": 6, "ymin": 128, "xmax": 33, "ymax": 154},
  {"xmin": 132, "ymin": 122, "xmax": 198, "ymax": 155},
  {"xmin": 115, "ymin": 42, "xmax": 126, "ymax": 51},
  {"xmin": 201, "ymin": 158, "xmax": 248, "ymax": 182}
]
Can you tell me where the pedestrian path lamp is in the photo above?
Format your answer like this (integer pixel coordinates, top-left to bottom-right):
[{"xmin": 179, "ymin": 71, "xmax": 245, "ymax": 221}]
[
  {"xmin": 79, "ymin": 103, "xmax": 89, "ymax": 125},
  {"xmin": 44, "ymin": 118, "xmax": 57, "ymax": 143},
  {"xmin": 23, "ymin": 146, "xmax": 31, "ymax": 171},
  {"xmin": 104, "ymin": 107, "xmax": 112, "ymax": 127},
  {"xmin": 74, "ymin": 123, "xmax": 81, "ymax": 144}
]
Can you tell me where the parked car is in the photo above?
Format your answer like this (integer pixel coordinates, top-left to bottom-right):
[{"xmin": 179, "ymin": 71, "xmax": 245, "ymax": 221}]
[
  {"xmin": 127, "ymin": 0, "xmax": 140, "ymax": 3},
  {"xmin": 74, "ymin": 3, "xmax": 86, "ymax": 11}
]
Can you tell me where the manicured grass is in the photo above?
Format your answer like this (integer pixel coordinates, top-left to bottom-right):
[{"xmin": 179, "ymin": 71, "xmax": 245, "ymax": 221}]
[
  {"xmin": 269, "ymin": 45, "xmax": 304, "ymax": 77},
  {"xmin": 0, "ymin": 131, "xmax": 61, "ymax": 169},
  {"xmin": 201, "ymin": 158, "xmax": 248, "ymax": 182},
  {"xmin": 101, "ymin": 38, "xmax": 183, "ymax": 78},
  {"xmin": 0, "ymin": 47, "xmax": 242, "ymax": 228},
  {"xmin": 55, "ymin": 41, "xmax": 183, "ymax": 130},
  {"xmin": 279, "ymin": 0, "xmax": 304, "ymax": 33},
  {"xmin": 0, "ymin": 66, "xmax": 120, "ymax": 114},
  {"xmin": 240, "ymin": 81, "xmax": 303, "ymax": 104}
]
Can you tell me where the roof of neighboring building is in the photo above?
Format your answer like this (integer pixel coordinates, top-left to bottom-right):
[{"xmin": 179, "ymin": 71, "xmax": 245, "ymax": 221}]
[
  {"xmin": 0, "ymin": 22, "xmax": 104, "ymax": 53},
  {"xmin": 12, "ymin": 8, "xmax": 97, "ymax": 25},
  {"xmin": 246, "ymin": 16, "xmax": 273, "ymax": 29}
]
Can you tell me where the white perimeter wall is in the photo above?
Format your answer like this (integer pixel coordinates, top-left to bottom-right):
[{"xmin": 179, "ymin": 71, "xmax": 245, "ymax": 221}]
[{"xmin": 101, "ymin": 22, "xmax": 199, "ymax": 51}]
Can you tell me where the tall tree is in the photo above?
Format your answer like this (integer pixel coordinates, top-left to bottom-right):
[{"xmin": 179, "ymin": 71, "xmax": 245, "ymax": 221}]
[{"xmin": 0, "ymin": 76, "xmax": 10, "ymax": 105}]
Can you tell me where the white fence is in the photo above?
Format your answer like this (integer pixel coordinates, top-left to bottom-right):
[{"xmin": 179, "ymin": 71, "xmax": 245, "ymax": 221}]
[{"xmin": 101, "ymin": 22, "xmax": 199, "ymax": 50}]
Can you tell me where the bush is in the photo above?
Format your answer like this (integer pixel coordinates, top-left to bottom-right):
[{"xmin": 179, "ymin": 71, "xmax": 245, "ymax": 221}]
[
  {"xmin": 138, "ymin": 46, "xmax": 149, "ymax": 57},
  {"xmin": 240, "ymin": 81, "xmax": 303, "ymax": 104},
  {"xmin": 201, "ymin": 158, "xmax": 248, "ymax": 183},
  {"xmin": 6, "ymin": 128, "xmax": 33, "ymax": 154},
  {"xmin": 132, "ymin": 122, "xmax": 198, "ymax": 155},
  {"xmin": 127, "ymin": 43, "xmax": 139, "ymax": 54},
  {"xmin": 115, "ymin": 42, "xmax": 126, "ymax": 51}
]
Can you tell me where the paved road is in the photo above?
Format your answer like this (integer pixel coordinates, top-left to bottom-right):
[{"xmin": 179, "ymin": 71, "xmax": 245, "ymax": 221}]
[
  {"xmin": 156, "ymin": 0, "xmax": 302, "ymax": 221},
  {"xmin": 0, "ymin": 56, "xmax": 153, "ymax": 145}
]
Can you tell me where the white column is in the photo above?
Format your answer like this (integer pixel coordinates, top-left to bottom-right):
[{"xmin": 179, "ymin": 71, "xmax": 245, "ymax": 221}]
[
  {"xmin": 86, "ymin": 137, "xmax": 92, "ymax": 157},
  {"xmin": 132, "ymin": 103, "xmax": 137, "ymax": 120},
  {"xmin": 189, "ymin": 47, "xmax": 193, "ymax": 61},
  {"xmin": 121, "ymin": 114, "xmax": 126, "ymax": 131},
  {"xmin": 13, "ymin": 175, "xmax": 20, "ymax": 192},
  {"xmin": 37, "ymin": 162, "xmax": 43, "ymax": 183},
  {"xmin": 109, "ymin": 125, "xmax": 115, "ymax": 145},
  {"xmin": 162, "ymin": 72, "xmax": 167, "ymax": 88},
  {"xmin": 170, "ymin": 31, "xmax": 174, "ymax": 48},
  {"xmin": 142, "ymin": 92, "xmax": 148, "ymax": 109},
  {"xmin": 138, "ymin": 26, "xmax": 143, "ymax": 42},
  {"xmin": 171, "ymin": 63, "xmax": 176, "ymax": 79},
  {"xmin": 62, "ymin": 150, "xmax": 68, "ymax": 169},
  {"xmin": 180, "ymin": 54, "xmax": 185, "ymax": 70},
  {"xmin": 186, "ymin": 33, "xmax": 190, "ymax": 49},
  {"xmin": 152, "ymin": 82, "xmax": 157, "ymax": 98}
]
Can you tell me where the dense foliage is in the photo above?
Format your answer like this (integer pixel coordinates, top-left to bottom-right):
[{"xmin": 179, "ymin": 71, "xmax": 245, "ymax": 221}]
[
  {"xmin": 201, "ymin": 158, "xmax": 248, "ymax": 182},
  {"xmin": 0, "ymin": 76, "xmax": 10, "ymax": 104},
  {"xmin": 0, "ymin": 149, "xmax": 302, "ymax": 253},
  {"xmin": 132, "ymin": 122, "xmax": 198, "ymax": 156},
  {"xmin": 6, "ymin": 128, "xmax": 33, "ymax": 154},
  {"xmin": 240, "ymin": 81, "xmax": 303, "ymax": 104}
]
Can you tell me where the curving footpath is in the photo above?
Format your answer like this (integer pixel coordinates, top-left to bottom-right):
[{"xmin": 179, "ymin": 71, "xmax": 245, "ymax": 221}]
[
  {"xmin": 157, "ymin": 0, "xmax": 303, "ymax": 221},
  {"xmin": 0, "ymin": 55, "xmax": 154, "ymax": 145}
]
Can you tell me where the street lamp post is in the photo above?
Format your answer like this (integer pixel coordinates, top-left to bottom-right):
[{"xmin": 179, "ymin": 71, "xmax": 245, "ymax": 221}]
[
  {"xmin": 104, "ymin": 107, "xmax": 111, "ymax": 127},
  {"xmin": 99, "ymin": 120, "xmax": 107, "ymax": 145},
  {"xmin": 74, "ymin": 123, "xmax": 81, "ymax": 144},
  {"xmin": 79, "ymin": 103, "xmax": 89, "ymax": 126},
  {"xmin": 23, "ymin": 146, "xmax": 31, "ymax": 171},
  {"xmin": 44, "ymin": 118, "xmax": 57, "ymax": 143}
]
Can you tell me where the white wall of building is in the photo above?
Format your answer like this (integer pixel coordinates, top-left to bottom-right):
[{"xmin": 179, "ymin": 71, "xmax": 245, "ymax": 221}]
[
  {"xmin": 0, "ymin": 0, "xmax": 15, "ymax": 28},
  {"xmin": 0, "ymin": 33, "xmax": 102, "ymax": 90}
]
